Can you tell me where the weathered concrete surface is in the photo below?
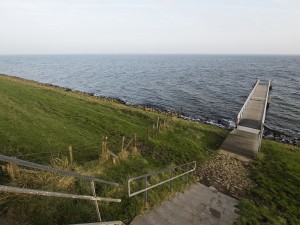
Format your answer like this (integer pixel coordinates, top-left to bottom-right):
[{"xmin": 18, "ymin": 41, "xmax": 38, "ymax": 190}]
[
  {"xmin": 130, "ymin": 183, "xmax": 239, "ymax": 225},
  {"xmin": 220, "ymin": 129, "xmax": 260, "ymax": 161}
]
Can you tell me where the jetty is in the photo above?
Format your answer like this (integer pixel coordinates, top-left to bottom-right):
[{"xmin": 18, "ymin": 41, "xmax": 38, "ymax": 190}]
[{"xmin": 220, "ymin": 80, "xmax": 272, "ymax": 161}]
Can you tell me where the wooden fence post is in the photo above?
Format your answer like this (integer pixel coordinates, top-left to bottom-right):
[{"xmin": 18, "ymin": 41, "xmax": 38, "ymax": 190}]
[
  {"xmin": 131, "ymin": 134, "xmax": 138, "ymax": 155},
  {"xmin": 101, "ymin": 135, "xmax": 109, "ymax": 161},
  {"xmin": 156, "ymin": 117, "xmax": 160, "ymax": 129},
  {"xmin": 152, "ymin": 124, "xmax": 155, "ymax": 138},
  {"xmin": 119, "ymin": 136, "xmax": 129, "ymax": 159},
  {"xmin": 7, "ymin": 163, "xmax": 20, "ymax": 182},
  {"xmin": 69, "ymin": 145, "xmax": 73, "ymax": 164},
  {"xmin": 121, "ymin": 136, "xmax": 125, "ymax": 152}
]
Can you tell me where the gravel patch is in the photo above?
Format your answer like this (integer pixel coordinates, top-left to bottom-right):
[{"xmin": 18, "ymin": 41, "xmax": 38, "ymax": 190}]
[{"xmin": 196, "ymin": 154, "xmax": 256, "ymax": 199}]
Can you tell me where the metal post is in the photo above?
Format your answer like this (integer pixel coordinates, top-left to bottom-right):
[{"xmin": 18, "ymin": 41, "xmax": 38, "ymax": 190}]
[
  {"xmin": 170, "ymin": 169, "xmax": 173, "ymax": 191},
  {"xmin": 144, "ymin": 176, "xmax": 148, "ymax": 207},
  {"xmin": 186, "ymin": 164, "xmax": 190, "ymax": 182},
  {"xmin": 91, "ymin": 181, "xmax": 101, "ymax": 222}
]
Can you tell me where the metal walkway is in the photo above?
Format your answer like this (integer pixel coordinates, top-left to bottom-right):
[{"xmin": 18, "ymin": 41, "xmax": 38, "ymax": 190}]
[{"xmin": 220, "ymin": 80, "xmax": 272, "ymax": 161}]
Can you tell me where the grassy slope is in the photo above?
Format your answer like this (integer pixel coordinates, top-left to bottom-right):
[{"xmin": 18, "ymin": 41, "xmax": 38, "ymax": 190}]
[
  {"xmin": 0, "ymin": 74, "xmax": 226, "ymax": 164},
  {"xmin": 237, "ymin": 140, "xmax": 300, "ymax": 225},
  {"xmin": 0, "ymin": 74, "xmax": 227, "ymax": 224}
]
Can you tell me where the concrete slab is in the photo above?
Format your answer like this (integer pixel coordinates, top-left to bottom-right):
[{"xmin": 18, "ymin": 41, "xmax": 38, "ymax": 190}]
[
  {"xmin": 130, "ymin": 183, "xmax": 239, "ymax": 225},
  {"xmin": 220, "ymin": 130, "xmax": 260, "ymax": 159}
]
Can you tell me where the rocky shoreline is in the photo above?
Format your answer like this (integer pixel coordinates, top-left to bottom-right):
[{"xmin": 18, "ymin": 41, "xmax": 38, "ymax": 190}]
[{"xmin": 263, "ymin": 125, "xmax": 299, "ymax": 147}]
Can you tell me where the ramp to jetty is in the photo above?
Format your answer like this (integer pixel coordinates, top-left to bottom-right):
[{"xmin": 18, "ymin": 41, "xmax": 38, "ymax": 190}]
[{"xmin": 220, "ymin": 80, "xmax": 272, "ymax": 161}]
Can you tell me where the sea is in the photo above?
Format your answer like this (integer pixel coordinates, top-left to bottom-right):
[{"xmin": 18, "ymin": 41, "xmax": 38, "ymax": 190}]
[{"xmin": 0, "ymin": 55, "xmax": 299, "ymax": 146}]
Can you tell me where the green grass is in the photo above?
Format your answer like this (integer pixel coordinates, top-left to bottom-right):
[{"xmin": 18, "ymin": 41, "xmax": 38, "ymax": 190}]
[
  {"xmin": 0, "ymin": 74, "xmax": 227, "ymax": 224},
  {"xmin": 237, "ymin": 140, "xmax": 300, "ymax": 225},
  {"xmin": 0, "ymin": 74, "xmax": 226, "ymax": 164}
]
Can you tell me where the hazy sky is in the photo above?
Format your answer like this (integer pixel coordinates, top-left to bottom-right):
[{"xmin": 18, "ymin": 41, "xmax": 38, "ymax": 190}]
[{"xmin": 1, "ymin": 0, "xmax": 300, "ymax": 54}]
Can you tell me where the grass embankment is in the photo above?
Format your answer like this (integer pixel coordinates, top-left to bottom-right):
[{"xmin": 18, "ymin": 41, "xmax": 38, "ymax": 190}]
[
  {"xmin": 0, "ymin": 74, "xmax": 225, "ymax": 164},
  {"xmin": 0, "ymin": 74, "xmax": 227, "ymax": 224},
  {"xmin": 237, "ymin": 141, "xmax": 300, "ymax": 225}
]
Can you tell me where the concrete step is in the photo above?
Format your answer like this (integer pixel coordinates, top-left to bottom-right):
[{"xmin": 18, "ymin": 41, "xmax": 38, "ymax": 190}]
[
  {"xmin": 70, "ymin": 221, "xmax": 124, "ymax": 225},
  {"xmin": 220, "ymin": 130, "xmax": 260, "ymax": 159},
  {"xmin": 130, "ymin": 183, "xmax": 239, "ymax": 225}
]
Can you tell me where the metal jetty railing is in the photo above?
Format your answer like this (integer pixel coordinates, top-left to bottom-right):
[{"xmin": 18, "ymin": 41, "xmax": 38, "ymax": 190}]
[
  {"xmin": 128, "ymin": 161, "xmax": 196, "ymax": 206},
  {"xmin": 236, "ymin": 79, "xmax": 260, "ymax": 125},
  {"xmin": 0, "ymin": 154, "xmax": 121, "ymax": 224},
  {"xmin": 258, "ymin": 80, "xmax": 272, "ymax": 151}
]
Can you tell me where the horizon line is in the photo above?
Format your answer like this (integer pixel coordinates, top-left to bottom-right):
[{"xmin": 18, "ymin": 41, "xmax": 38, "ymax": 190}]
[{"xmin": 1, "ymin": 53, "xmax": 300, "ymax": 56}]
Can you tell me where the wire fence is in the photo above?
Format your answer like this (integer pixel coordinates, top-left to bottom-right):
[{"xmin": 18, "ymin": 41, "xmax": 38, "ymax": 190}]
[
  {"xmin": 1, "ymin": 115, "xmax": 174, "ymax": 164},
  {"xmin": 5, "ymin": 137, "xmax": 131, "ymax": 163},
  {"xmin": 1, "ymin": 143, "xmax": 102, "ymax": 163}
]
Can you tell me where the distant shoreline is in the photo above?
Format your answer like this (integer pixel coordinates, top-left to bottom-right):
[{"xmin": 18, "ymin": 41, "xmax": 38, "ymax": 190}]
[{"xmin": 1, "ymin": 54, "xmax": 300, "ymax": 56}]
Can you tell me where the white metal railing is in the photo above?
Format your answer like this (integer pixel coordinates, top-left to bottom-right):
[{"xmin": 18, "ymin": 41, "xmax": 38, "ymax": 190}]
[
  {"xmin": 128, "ymin": 161, "xmax": 196, "ymax": 206},
  {"xmin": 236, "ymin": 79, "xmax": 260, "ymax": 125},
  {"xmin": 0, "ymin": 154, "xmax": 121, "ymax": 223},
  {"xmin": 0, "ymin": 185, "xmax": 120, "ymax": 202},
  {"xmin": 261, "ymin": 80, "xmax": 272, "ymax": 125},
  {"xmin": 258, "ymin": 80, "xmax": 272, "ymax": 151}
]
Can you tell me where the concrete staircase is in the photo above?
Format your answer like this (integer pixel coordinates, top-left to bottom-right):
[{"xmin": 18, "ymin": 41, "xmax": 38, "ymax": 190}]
[{"xmin": 130, "ymin": 183, "xmax": 239, "ymax": 225}]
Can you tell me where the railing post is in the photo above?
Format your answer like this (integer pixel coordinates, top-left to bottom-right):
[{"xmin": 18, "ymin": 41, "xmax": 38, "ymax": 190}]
[
  {"xmin": 91, "ymin": 181, "xmax": 101, "ymax": 222},
  {"xmin": 144, "ymin": 176, "xmax": 148, "ymax": 207},
  {"xmin": 186, "ymin": 164, "xmax": 190, "ymax": 182},
  {"xmin": 170, "ymin": 168, "xmax": 173, "ymax": 191}
]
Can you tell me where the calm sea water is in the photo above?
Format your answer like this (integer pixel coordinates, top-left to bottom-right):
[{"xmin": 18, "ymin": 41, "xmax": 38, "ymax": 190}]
[{"xmin": 0, "ymin": 55, "xmax": 299, "ymax": 145}]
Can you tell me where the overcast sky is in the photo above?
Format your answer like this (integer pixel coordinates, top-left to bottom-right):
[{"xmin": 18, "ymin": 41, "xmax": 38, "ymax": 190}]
[{"xmin": 0, "ymin": 0, "xmax": 299, "ymax": 54}]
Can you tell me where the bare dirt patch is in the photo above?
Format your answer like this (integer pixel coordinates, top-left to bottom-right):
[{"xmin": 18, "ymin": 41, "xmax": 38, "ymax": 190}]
[{"xmin": 196, "ymin": 153, "xmax": 256, "ymax": 199}]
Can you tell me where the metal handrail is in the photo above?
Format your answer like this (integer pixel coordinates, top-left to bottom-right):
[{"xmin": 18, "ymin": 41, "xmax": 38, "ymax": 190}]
[
  {"xmin": 258, "ymin": 80, "xmax": 272, "ymax": 151},
  {"xmin": 128, "ymin": 161, "xmax": 196, "ymax": 206},
  {"xmin": 0, "ymin": 185, "xmax": 121, "ymax": 202},
  {"xmin": 237, "ymin": 79, "xmax": 260, "ymax": 124},
  {"xmin": 0, "ymin": 154, "xmax": 121, "ymax": 222},
  {"xmin": 261, "ymin": 80, "xmax": 271, "ymax": 125},
  {"xmin": 0, "ymin": 154, "xmax": 118, "ymax": 186}
]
